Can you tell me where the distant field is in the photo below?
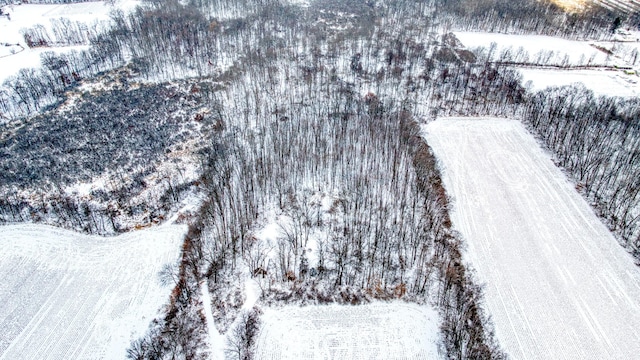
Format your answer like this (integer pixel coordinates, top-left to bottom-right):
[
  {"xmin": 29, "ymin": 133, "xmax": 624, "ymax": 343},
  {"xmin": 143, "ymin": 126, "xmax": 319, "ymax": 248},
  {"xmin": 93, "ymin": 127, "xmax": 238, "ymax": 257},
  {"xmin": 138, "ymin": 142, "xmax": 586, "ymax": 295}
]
[
  {"xmin": 0, "ymin": 224, "xmax": 185, "ymax": 360},
  {"xmin": 0, "ymin": 1, "xmax": 139, "ymax": 83},
  {"xmin": 423, "ymin": 118, "xmax": 640, "ymax": 360},
  {"xmin": 519, "ymin": 68, "xmax": 639, "ymax": 96},
  {"xmin": 454, "ymin": 31, "xmax": 613, "ymax": 66},
  {"xmin": 551, "ymin": 0, "xmax": 640, "ymax": 13},
  {"xmin": 254, "ymin": 303, "xmax": 442, "ymax": 359},
  {"xmin": 593, "ymin": 0, "xmax": 640, "ymax": 13},
  {"xmin": 454, "ymin": 31, "xmax": 640, "ymax": 96}
]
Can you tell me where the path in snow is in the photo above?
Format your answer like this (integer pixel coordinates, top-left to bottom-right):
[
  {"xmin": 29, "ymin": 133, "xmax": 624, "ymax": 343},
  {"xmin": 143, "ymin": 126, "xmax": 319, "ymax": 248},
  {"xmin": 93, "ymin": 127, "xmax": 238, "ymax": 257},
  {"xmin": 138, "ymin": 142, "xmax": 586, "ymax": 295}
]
[
  {"xmin": 242, "ymin": 279, "xmax": 261, "ymax": 310},
  {"xmin": 254, "ymin": 302, "xmax": 442, "ymax": 360},
  {"xmin": 0, "ymin": 223, "xmax": 186, "ymax": 360},
  {"xmin": 423, "ymin": 118, "xmax": 640, "ymax": 360}
]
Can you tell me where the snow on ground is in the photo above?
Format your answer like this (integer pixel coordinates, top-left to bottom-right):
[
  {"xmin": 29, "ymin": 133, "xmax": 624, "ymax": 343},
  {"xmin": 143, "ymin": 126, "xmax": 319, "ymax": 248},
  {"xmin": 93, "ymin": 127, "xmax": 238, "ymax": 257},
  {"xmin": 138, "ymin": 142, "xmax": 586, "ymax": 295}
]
[
  {"xmin": 520, "ymin": 68, "xmax": 640, "ymax": 97},
  {"xmin": 253, "ymin": 191, "xmax": 343, "ymax": 272},
  {"xmin": 0, "ymin": 223, "xmax": 186, "ymax": 360},
  {"xmin": 254, "ymin": 302, "xmax": 442, "ymax": 359},
  {"xmin": 286, "ymin": 0, "xmax": 311, "ymax": 7},
  {"xmin": 454, "ymin": 31, "xmax": 614, "ymax": 66},
  {"xmin": 0, "ymin": 1, "xmax": 139, "ymax": 83},
  {"xmin": 423, "ymin": 118, "xmax": 640, "ymax": 360},
  {"xmin": 242, "ymin": 279, "xmax": 261, "ymax": 310}
]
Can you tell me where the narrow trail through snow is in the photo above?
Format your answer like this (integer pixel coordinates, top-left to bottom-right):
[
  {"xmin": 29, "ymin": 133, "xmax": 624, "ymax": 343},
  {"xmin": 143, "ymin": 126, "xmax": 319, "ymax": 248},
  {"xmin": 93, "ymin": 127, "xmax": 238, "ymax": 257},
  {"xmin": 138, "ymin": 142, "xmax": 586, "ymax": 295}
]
[
  {"xmin": 200, "ymin": 282, "xmax": 225, "ymax": 360},
  {"xmin": 423, "ymin": 118, "xmax": 640, "ymax": 360}
]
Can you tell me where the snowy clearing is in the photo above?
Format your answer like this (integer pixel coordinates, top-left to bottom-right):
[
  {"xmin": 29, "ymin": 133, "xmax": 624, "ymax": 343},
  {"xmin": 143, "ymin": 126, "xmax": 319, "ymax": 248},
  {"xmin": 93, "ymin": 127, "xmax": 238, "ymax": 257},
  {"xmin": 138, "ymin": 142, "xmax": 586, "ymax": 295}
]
[
  {"xmin": 0, "ymin": 0, "xmax": 139, "ymax": 82},
  {"xmin": 423, "ymin": 118, "xmax": 640, "ymax": 360},
  {"xmin": 0, "ymin": 223, "xmax": 186, "ymax": 360},
  {"xmin": 520, "ymin": 68, "xmax": 640, "ymax": 97},
  {"xmin": 254, "ymin": 302, "xmax": 442, "ymax": 359}
]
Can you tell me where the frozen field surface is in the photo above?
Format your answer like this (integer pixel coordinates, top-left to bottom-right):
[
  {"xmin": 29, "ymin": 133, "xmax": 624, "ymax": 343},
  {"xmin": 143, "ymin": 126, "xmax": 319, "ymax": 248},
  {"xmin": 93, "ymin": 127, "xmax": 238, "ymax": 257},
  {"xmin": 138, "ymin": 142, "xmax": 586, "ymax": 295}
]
[
  {"xmin": 423, "ymin": 118, "xmax": 640, "ymax": 360},
  {"xmin": 0, "ymin": 223, "xmax": 186, "ymax": 360},
  {"xmin": 254, "ymin": 302, "xmax": 442, "ymax": 359}
]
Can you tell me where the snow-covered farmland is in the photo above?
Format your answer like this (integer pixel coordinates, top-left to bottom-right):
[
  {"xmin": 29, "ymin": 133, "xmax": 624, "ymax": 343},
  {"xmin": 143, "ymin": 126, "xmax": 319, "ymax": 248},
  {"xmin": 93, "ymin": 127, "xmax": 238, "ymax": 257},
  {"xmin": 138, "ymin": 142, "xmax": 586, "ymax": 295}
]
[
  {"xmin": 520, "ymin": 68, "xmax": 640, "ymax": 97},
  {"xmin": 0, "ymin": 223, "xmax": 186, "ymax": 360},
  {"xmin": 0, "ymin": 0, "xmax": 139, "ymax": 82},
  {"xmin": 423, "ymin": 118, "xmax": 640, "ymax": 360},
  {"xmin": 254, "ymin": 302, "xmax": 442, "ymax": 359}
]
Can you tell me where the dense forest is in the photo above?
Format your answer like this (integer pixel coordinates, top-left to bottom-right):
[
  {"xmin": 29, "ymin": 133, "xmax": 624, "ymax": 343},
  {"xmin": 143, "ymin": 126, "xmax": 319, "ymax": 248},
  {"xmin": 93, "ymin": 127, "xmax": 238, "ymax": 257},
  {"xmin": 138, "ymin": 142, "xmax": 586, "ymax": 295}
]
[{"xmin": 1, "ymin": 0, "xmax": 639, "ymax": 359}]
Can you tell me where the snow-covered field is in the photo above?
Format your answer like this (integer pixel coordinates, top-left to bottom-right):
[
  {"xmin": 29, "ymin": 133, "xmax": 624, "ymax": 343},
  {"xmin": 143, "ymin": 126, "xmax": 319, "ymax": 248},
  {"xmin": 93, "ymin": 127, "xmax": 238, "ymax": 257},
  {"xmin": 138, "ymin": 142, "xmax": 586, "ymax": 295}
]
[
  {"xmin": 454, "ymin": 31, "xmax": 614, "ymax": 65},
  {"xmin": 454, "ymin": 31, "xmax": 640, "ymax": 97},
  {"xmin": 423, "ymin": 118, "xmax": 640, "ymax": 360},
  {"xmin": 520, "ymin": 68, "xmax": 639, "ymax": 97},
  {"xmin": 0, "ymin": 223, "xmax": 186, "ymax": 360},
  {"xmin": 254, "ymin": 302, "xmax": 442, "ymax": 359},
  {"xmin": 0, "ymin": 1, "xmax": 139, "ymax": 83}
]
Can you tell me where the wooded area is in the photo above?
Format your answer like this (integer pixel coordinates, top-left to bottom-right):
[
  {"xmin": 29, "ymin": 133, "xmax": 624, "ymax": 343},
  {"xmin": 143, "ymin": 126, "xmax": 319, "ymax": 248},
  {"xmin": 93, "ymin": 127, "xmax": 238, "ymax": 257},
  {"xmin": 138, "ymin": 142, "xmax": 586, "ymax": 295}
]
[{"xmin": 0, "ymin": 0, "xmax": 638, "ymax": 359}]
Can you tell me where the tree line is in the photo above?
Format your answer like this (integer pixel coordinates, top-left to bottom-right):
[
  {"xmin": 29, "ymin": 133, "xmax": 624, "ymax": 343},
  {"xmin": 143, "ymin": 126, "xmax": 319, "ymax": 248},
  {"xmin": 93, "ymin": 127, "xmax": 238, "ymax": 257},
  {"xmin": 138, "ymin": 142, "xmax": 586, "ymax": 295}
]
[{"xmin": 522, "ymin": 85, "xmax": 640, "ymax": 261}]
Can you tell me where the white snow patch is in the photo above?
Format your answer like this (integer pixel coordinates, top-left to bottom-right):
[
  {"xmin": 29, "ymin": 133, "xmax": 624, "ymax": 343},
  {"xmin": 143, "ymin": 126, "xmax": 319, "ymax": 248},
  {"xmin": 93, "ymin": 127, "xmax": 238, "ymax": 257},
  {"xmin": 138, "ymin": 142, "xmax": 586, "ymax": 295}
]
[
  {"xmin": 423, "ymin": 118, "xmax": 640, "ymax": 360},
  {"xmin": 254, "ymin": 302, "xmax": 442, "ymax": 359},
  {"xmin": 242, "ymin": 279, "xmax": 261, "ymax": 310},
  {"xmin": 0, "ymin": 223, "xmax": 186, "ymax": 360},
  {"xmin": 286, "ymin": 0, "xmax": 311, "ymax": 7}
]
